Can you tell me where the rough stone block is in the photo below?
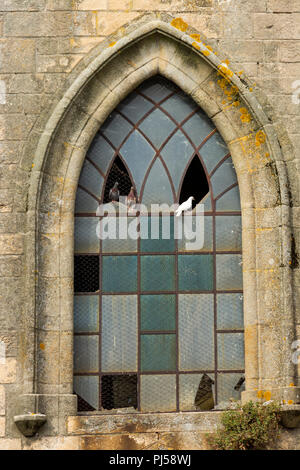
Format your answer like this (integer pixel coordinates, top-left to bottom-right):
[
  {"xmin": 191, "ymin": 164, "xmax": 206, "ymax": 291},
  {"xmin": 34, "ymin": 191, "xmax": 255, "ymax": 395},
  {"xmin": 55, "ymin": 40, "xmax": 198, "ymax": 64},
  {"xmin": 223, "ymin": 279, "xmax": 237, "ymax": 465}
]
[
  {"xmin": 0, "ymin": 386, "xmax": 5, "ymax": 415},
  {"xmin": 0, "ymin": 438, "xmax": 21, "ymax": 450},
  {"xmin": 253, "ymin": 13, "xmax": 300, "ymax": 39},
  {"xmin": 0, "ymin": 358, "xmax": 17, "ymax": 384},
  {"xmin": 3, "ymin": 12, "xmax": 73, "ymax": 37},
  {"xmin": 0, "ymin": 234, "xmax": 23, "ymax": 255},
  {"xmin": 1, "ymin": 0, "xmax": 46, "ymax": 10},
  {"xmin": 0, "ymin": 39, "xmax": 35, "ymax": 73},
  {"xmin": 96, "ymin": 12, "xmax": 140, "ymax": 36}
]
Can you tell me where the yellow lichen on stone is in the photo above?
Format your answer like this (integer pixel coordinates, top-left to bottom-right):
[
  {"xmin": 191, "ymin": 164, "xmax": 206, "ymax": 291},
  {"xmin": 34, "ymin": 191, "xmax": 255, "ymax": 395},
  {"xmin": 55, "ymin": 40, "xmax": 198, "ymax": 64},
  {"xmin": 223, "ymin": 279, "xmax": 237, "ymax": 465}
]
[
  {"xmin": 288, "ymin": 400, "xmax": 294, "ymax": 405},
  {"xmin": 257, "ymin": 390, "xmax": 263, "ymax": 398},
  {"xmin": 170, "ymin": 18, "xmax": 188, "ymax": 33},
  {"xmin": 239, "ymin": 107, "xmax": 252, "ymax": 123},
  {"xmin": 255, "ymin": 130, "xmax": 266, "ymax": 146},
  {"xmin": 191, "ymin": 41, "xmax": 200, "ymax": 51},
  {"xmin": 39, "ymin": 343, "xmax": 45, "ymax": 350},
  {"xmin": 218, "ymin": 63, "xmax": 234, "ymax": 79},
  {"xmin": 263, "ymin": 390, "xmax": 271, "ymax": 401},
  {"xmin": 289, "ymin": 383, "xmax": 295, "ymax": 387},
  {"xmin": 190, "ymin": 33, "xmax": 201, "ymax": 41},
  {"xmin": 108, "ymin": 41, "xmax": 117, "ymax": 48}
]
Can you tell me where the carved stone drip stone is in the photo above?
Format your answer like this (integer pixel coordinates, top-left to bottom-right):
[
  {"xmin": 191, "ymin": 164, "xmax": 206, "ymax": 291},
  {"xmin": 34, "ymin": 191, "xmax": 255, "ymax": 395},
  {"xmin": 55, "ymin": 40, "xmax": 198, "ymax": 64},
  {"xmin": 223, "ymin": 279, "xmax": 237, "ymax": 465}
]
[{"xmin": 14, "ymin": 414, "xmax": 47, "ymax": 437}]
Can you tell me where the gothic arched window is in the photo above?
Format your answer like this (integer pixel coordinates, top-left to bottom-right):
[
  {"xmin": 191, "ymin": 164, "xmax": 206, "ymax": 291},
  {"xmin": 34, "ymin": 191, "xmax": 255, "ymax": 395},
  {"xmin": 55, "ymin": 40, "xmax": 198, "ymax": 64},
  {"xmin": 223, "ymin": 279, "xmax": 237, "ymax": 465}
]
[{"xmin": 73, "ymin": 76, "xmax": 244, "ymax": 412}]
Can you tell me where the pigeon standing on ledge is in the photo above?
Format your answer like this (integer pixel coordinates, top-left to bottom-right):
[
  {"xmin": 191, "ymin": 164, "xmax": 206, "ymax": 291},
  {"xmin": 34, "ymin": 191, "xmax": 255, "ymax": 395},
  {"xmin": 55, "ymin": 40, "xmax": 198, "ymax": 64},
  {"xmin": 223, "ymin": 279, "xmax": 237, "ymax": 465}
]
[
  {"xmin": 127, "ymin": 186, "xmax": 137, "ymax": 207},
  {"xmin": 175, "ymin": 196, "xmax": 195, "ymax": 217},
  {"xmin": 109, "ymin": 182, "xmax": 119, "ymax": 202}
]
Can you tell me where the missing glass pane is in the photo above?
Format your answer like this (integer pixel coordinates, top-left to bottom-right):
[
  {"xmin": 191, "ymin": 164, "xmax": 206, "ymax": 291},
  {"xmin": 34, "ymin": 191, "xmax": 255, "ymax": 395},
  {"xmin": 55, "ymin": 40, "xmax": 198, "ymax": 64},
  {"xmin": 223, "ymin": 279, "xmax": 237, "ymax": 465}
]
[
  {"xmin": 74, "ymin": 255, "xmax": 99, "ymax": 293},
  {"xmin": 101, "ymin": 375, "xmax": 137, "ymax": 410},
  {"xmin": 179, "ymin": 155, "xmax": 209, "ymax": 207},
  {"xmin": 76, "ymin": 392, "xmax": 96, "ymax": 412},
  {"xmin": 103, "ymin": 155, "xmax": 134, "ymax": 203},
  {"xmin": 194, "ymin": 373, "xmax": 215, "ymax": 411}
]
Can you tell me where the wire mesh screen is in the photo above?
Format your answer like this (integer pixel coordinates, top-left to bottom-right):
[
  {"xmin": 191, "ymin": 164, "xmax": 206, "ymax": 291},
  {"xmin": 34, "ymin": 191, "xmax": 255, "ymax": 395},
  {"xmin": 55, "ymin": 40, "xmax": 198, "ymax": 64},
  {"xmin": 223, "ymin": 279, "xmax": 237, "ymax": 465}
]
[{"xmin": 74, "ymin": 76, "xmax": 244, "ymax": 412}]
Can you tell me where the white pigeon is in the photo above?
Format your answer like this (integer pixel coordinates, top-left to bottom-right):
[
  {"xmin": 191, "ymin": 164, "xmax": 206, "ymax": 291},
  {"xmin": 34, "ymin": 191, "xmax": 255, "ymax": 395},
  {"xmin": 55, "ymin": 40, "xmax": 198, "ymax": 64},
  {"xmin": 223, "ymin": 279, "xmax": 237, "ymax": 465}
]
[{"xmin": 175, "ymin": 196, "xmax": 195, "ymax": 217}]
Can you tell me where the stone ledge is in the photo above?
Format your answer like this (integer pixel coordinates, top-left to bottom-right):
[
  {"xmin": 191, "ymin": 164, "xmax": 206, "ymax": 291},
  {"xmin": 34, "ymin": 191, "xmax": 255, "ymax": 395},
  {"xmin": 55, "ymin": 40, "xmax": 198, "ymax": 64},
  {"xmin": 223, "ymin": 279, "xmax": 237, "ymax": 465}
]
[{"xmin": 67, "ymin": 411, "xmax": 222, "ymax": 435}]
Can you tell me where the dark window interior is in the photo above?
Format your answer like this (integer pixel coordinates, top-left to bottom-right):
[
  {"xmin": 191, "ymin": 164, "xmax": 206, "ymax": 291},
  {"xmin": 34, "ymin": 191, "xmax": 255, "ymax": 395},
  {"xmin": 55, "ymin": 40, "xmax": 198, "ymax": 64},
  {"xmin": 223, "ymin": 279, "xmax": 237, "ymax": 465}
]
[
  {"xmin": 74, "ymin": 255, "xmax": 99, "ymax": 293},
  {"xmin": 101, "ymin": 375, "xmax": 138, "ymax": 410}
]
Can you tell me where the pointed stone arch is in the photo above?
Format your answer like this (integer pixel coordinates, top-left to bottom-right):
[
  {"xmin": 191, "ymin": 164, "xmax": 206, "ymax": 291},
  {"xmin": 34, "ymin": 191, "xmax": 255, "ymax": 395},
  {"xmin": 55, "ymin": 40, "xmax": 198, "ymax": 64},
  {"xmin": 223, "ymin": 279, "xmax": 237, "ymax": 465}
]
[{"xmin": 19, "ymin": 13, "xmax": 298, "ymax": 430}]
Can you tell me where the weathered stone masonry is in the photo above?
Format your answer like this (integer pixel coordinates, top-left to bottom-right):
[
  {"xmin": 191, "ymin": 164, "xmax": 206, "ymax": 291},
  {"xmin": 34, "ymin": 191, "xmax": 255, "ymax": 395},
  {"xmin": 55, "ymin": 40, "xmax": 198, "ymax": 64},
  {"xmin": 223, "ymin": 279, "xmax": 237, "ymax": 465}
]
[{"xmin": 0, "ymin": 0, "xmax": 299, "ymax": 450}]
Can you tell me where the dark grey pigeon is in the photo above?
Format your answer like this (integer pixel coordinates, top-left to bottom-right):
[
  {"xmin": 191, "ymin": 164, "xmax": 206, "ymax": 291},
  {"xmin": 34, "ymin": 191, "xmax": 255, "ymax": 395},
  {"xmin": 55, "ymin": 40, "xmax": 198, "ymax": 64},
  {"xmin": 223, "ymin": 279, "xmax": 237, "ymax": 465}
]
[{"xmin": 109, "ymin": 182, "xmax": 119, "ymax": 202}]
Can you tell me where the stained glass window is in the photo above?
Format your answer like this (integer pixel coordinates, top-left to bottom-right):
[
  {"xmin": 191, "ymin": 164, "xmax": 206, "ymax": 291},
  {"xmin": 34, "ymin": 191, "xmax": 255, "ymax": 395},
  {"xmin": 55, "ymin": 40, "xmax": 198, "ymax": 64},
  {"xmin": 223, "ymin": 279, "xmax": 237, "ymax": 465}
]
[{"xmin": 74, "ymin": 76, "xmax": 244, "ymax": 412}]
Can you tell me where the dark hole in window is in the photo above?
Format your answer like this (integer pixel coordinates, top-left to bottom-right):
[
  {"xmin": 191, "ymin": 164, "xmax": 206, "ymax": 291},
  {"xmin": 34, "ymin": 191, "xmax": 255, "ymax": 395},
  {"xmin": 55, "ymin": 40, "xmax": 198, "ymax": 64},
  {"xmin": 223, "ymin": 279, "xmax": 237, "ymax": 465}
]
[
  {"xmin": 74, "ymin": 255, "xmax": 99, "ymax": 293},
  {"xmin": 101, "ymin": 375, "xmax": 138, "ymax": 410},
  {"xmin": 103, "ymin": 156, "xmax": 134, "ymax": 203},
  {"xmin": 76, "ymin": 392, "xmax": 95, "ymax": 412},
  {"xmin": 194, "ymin": 373, "xmax": 214, "ymax": 411},
  {"xmin": 179, "ymin": 156, "xmax": 209, "ymax": 209}
]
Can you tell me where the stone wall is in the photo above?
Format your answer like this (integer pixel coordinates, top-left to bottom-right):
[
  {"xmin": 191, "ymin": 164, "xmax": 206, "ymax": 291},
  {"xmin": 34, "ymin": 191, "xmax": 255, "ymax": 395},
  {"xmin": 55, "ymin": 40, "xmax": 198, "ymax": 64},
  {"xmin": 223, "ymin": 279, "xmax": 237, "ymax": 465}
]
[{"xmin": 0, "ymin": 0, "xmax": 299, "ymax": 450}]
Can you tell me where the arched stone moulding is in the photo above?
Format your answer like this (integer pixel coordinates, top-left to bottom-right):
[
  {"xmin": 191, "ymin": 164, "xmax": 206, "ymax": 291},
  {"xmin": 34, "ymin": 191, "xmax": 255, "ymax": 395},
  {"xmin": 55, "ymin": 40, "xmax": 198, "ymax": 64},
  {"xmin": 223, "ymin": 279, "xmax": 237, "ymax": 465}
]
[{"xmin": 20, "ymin": 13, "xmax": 298, "ymax": 426}]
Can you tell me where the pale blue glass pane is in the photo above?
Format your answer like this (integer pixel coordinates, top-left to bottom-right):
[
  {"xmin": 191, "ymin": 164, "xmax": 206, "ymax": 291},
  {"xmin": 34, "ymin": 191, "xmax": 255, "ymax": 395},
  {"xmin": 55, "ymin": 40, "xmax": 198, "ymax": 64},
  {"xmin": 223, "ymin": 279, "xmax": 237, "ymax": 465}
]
[
  {"xmin": 182, "ymin": 111, "xmax": 215, "ymax": 148},
  {"xmin": 216, "ymin": 216, "xmax": 242, "ymax": 251},
  {"xmin": 140, "ymin": 294, "xmax": 176, "ymax": 331},
  {"xmin": 160, "ymin": 130, "xmax": 194, "ymax": 195},
  {"xmin": 140, "ymin": 374, "xmax": 176, "ymax": 412},
  {"xmin": 74, "ymin": 217, "xmax": 99, "ymax": 253},
  {"xmin": 179, "ymin": 373, "xmax": 215, "ymax": 411},
  {"xmin": 141, "ymin": 255, "xmax": 175, "ymax": 292},
  {"xmin": 79, "ymin": 160, "xmax": 103, "ymax": 198},
  {"xmin": 142, "ymin": 159, "xmax": 174, "ymax": 207},
  {"xmin": 101, "ymin": 112, "xmax": 133, "ymax": 148},
  {"xmin": 102, "ymin": 218, "xmax": 138, "ymax": 253},
  {"xmin": 161, "ymin": 93, "xmax": 198, "ymax": 123},
  {"xmin": 119, "ymin": 130, "xmax": 155, "ymax": 194},
  {"xmin": 74, "ymin": 376, "xmax": 98, "ymax": 410},
  {"xmin": 216, "ymin": 254, "xmax": 243, "ymax": 290},
  {"xmin": 75, "ymin": 188, "xmax": 99, "ymax": 213},
  {"xmin": 101, "ymin": 295, "xmax": 137, "ymax": 372},
  {"xmin": 216, "ymin": 186, "xmax": 241, "ymax": 212},
  {"xmin": 74, "ymin": 295, "xmax": 99, "ymax": 333},
  {"xmin": 200, "ymin": 133, "xmax": 228, "ymax": 173},
  {"xmin": 218, "ymin": 333, "xmax": 245, "ymax": 370},
  {"xmin": 178, "ymin": 294, "xmax": 214, "ymax": 370},
  {"xmin": 178, "ymin": 255, "xmax": 213, "ymax": 291},
  {"xmin": 117, "ymin": 92, "xmax": 154, "ymax": 124},
  {"xmin": 140, "ymin": 216, "xmax": 175, "ymax": 252},
  {"xmin": 202, "ymin": 192, "xmax": 212, "ymax": 211},
  {"xmin": 102, "ymin": 256, "xmax": 137, "ymax": 292},
  {"xmin": 141, "ymin": 334, "xmax": 176, "ymax": 371},
  {"xmin": 178, "ymin": 216, "xmax": 213, "ymax": 252},
  {"xmin": 87, "ymin": 134, "xmax": 115, "ymax": 175},
  {"xmin": 210, "ymin": 157, "xmax": 237, "ymax": 198},
  {"xmin": 139, "ymin": 108, "xmax": 176, "ymax": 149},
  {"xmin": 218, "ymin": 373, "xmax": 245, "ymax": 404},
  {"xmin": 138, "ymin": 80, "xmax": 173, "ymax": 103},
  {"xmin": 217, "ymin": 293, "xmax": 244, "ymax": 330},
  {"xmin": 74, "ymin": 335, "xmax": 98, "ymax": 373}
]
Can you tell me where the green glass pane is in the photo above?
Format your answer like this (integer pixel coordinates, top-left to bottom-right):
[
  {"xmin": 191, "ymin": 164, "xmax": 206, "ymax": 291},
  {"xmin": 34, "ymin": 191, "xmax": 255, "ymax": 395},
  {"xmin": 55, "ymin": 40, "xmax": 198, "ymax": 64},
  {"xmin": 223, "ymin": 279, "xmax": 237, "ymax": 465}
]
[
  {"xmin": 141, "ymin": 334, "xmax": 176, "ymax": 371},
  {"xmin": 216, "ymin": 254, "xmax": 243, "ymax": 290},
  {"xmin": 178, "ymin": 216, "xmax": 213, "ymax": 252},
  {"xmin": 216, "ymin": 216, "xmax": 242, "ymax": 251},
  {"xmin": 217, "ymin": 333, "xmax": 245, "ymax": 370},
  {"xmin": 140, "ymin": 294, "xmax": 176, "ymax": 331},
  {"xmin": 140, "ymin": 374, "xmax": 176, "ymax": 412},
  {"xmin": 74, "ymin": 295, "xmax": 99, "ymax": 333},
  {"xmin": 74, "ymin": 217, "xmax": 99, "ymax": 253},
  {"xmin": 74, "ymin": 335, "xmax": 98, "ymax": 373},
  {"xmin": 140, "ymin": 255, "xmax": 175, "ymax": 292},
  {"xmin": 101, "ymin": 217, "xmax": 138, "ymax": 253},
  {"xmin": 102, "ymin": 256, "xmax": 137, "ymax": 292},
  {"xmin": 178, "ymin": 254, "xmax": 213, "ymax": 291},
  {"xmin": 140, "ymin": 216, "xmax": 175, "ymax": 253}
]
